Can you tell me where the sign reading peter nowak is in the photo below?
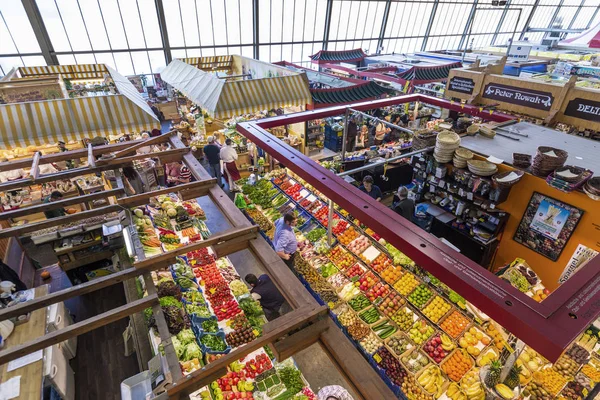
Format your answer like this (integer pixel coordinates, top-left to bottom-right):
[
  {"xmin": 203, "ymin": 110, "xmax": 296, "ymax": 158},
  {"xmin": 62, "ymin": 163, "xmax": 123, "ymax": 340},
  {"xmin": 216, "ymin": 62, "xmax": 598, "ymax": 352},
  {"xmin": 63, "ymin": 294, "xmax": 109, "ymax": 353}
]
[
  {"xmin": 564, "ymin": 98, "xmax": 600, "ymax": 123},
  {"xmin": 482, "ymin": 83, "xmax": 553, "ymax": 111},
  {"xmin": 448, "ymin": 77, "xmax": 475, "ymax": 94}
]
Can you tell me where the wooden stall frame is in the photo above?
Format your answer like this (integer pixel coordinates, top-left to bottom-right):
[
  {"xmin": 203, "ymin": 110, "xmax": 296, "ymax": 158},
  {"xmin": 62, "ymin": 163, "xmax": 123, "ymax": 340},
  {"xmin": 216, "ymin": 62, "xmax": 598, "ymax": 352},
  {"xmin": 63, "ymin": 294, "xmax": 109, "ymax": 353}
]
[{"xmin": 0, "ymin": 134, "xmax": 396, "ymax": 400}]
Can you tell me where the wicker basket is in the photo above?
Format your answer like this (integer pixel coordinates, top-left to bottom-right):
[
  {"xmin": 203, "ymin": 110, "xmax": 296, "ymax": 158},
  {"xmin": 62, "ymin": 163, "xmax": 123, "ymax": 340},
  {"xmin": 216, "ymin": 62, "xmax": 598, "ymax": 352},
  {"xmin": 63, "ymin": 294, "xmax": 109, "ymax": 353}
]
[
  {"xmin": 492, "ymin": 170, "xmax": 524, "ymax": 187},
  {"xmin": 532, "ymin": 146, "xmax": 568, "ymax": 177},
  {"xmin": 553, "ymin": 165, "xmax": 584, "ymax": 183},
  {"xmin": 413, "ymin": 130, "xmax": 438, "ymax": 150},
  {"xmin": 512, "ymin": 153, "xmax": 531, "ymax": 168}
]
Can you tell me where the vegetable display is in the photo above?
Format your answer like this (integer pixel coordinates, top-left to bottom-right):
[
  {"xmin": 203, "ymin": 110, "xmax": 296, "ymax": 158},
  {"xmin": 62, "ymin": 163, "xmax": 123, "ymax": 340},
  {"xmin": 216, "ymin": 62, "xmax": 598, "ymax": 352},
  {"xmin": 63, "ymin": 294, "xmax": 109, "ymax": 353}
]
[{"xmin": 200, "ymin": 334, "xmax": 227, "ymax": 352}]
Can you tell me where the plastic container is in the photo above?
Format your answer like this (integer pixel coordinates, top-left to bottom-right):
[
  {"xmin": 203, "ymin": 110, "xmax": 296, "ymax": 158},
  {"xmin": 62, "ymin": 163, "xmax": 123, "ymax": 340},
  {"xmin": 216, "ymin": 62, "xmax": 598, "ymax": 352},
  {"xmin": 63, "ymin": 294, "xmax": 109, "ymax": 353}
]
[{"xmin": 120, "ymin": 371, "xmax": 152, "ymax": 400}]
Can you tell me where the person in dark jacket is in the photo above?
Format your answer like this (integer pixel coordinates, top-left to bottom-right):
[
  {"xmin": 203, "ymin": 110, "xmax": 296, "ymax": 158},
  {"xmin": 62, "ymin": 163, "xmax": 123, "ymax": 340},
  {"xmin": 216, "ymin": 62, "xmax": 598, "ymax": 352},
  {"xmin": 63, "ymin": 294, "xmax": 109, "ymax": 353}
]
[
  {"xmin": 43, "ymin": 191, "xmax": 66, "ymax": 219},
  {"xmin": 392, "ymin": 186, "xmax": 414, "ymax": 221},
  {"xmin": 245, "ymin": 273, "xmax": 286, "ymax": 321},
  {"xmin": 203, "ymin": 136, "xmax": 222, "ymax": 187}
]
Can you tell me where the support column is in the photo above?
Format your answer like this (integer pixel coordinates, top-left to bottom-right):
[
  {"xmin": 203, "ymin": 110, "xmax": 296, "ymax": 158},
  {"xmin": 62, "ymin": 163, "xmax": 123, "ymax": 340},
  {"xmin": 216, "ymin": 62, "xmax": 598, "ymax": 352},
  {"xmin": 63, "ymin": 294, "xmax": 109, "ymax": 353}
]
[
  {"xmin": 377, "ymin": 0, "xmax": 393, "ymax": 54},
  {"xmin": 519, "ymin": 0, "xmax": 540, "ymax": 40},
  {"xmin": 421, "ymin": 0, "xmax": 440, "ymax": 51},
  {"xmin": 155, "ymin": 0, "xmax": 172, "ymax": 65},
  {"xmin": 322, "ymin": 0, "xmax": 334, "ymax": 51}
]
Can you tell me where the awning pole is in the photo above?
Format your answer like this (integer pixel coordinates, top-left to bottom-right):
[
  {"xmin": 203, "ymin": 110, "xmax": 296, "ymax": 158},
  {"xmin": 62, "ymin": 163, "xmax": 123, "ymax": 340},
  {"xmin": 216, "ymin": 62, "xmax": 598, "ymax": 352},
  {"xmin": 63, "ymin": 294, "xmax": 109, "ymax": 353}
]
[
  {"xmin": 341, "ymin": 108, "xmax": 350, "ymax": 161},
  {"xmin": 337, "ymin": 146, "xmax": 435, "ymax": 177},
  {"xmin": 348, "ymin": 108, "xmax": 414, "ymax": 135},
  {"xmin": 327, "ymin": 198, "xmax": 334, "ymax": 246}
]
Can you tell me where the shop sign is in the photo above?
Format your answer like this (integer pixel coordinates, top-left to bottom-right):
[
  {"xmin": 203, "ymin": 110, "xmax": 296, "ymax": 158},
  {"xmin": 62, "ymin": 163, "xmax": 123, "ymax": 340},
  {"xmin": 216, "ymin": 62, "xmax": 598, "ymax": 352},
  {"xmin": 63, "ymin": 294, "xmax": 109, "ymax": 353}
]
[
  {"xmin": 570, "ymin": 65, "xmax": 600, "ymax": 79},
  {"xmin": 564, "ymin": 98, "xmax": 600, "ymax": 122},
  {"xmin": 507, "ymin": 45, "xmax": 531, "ymax": 62},
  {"xmin": 482, "ymin": 83, "xmax": 553, "ymax": 110},
  {"xmin": 448, "ymin": 77, "xmax": 475, "ymax": 94}
]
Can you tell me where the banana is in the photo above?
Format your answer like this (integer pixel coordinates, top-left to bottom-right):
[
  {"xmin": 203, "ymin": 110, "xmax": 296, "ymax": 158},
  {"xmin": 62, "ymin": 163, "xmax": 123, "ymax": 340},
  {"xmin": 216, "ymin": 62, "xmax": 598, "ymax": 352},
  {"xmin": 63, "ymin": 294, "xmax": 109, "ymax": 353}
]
[
  {"xmin": 418, "ymin": 372, "xmax": 432, "ymax": 386},
  {"xmin": 495, "ymin": 384, "xmax": 514, "ymax": 400},
  {"xmin": 465, "ymin": 383, "xmax": 482, "ymax": 397},
  {"xmin": 447, "ymin": 384, "xmax": 459, "ymax": 397}
]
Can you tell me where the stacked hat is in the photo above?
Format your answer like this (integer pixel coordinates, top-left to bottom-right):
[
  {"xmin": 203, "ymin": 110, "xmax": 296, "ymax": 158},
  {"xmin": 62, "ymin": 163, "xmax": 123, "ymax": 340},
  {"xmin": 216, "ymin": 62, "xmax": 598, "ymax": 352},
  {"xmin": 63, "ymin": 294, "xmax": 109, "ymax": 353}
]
[
  {"xmin": 583, "ymin": 177, "xmax": 600, "ymax": 201},
  {"xmin": 532, "ymin": 146, "xmax": 568, "ymax": 177},
  {"xmin": 453, "ymin": 147, "xmax": 474, "ymax": 169},
  {"xmin": 433, "ymin": 131, "xmax": 460, "ymax": 163},
  {"xmin": 467, "ymin": 160, "xmax": 498, "ymax": 176}
]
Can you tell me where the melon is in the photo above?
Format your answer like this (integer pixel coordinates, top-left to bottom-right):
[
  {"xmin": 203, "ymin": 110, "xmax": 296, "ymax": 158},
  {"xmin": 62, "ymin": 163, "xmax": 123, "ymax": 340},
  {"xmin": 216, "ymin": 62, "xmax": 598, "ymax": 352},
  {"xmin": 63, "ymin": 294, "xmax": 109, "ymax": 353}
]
[
  {"xmin": 134, "ymin": 209, "xmax": 144, "ymax": 218},
  {"xmin": 167, "ymin": 208, "xmax": 177, "ymax": 218}
]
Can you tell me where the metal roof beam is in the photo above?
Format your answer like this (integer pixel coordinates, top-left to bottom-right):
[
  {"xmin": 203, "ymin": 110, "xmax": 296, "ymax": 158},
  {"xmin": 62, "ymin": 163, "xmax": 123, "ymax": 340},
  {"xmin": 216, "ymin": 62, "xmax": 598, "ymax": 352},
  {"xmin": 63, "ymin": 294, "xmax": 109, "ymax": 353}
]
[
  {"xmin": 421, "ymin": 0, "xmax": 440, "ymax": 51},
  {"xmin": 20, "ymin": 0, "xmax": 59, "ymax": 65},
  {"xmin": 154, "ymin": 0, "xmax": 172, "ymax": 65}
]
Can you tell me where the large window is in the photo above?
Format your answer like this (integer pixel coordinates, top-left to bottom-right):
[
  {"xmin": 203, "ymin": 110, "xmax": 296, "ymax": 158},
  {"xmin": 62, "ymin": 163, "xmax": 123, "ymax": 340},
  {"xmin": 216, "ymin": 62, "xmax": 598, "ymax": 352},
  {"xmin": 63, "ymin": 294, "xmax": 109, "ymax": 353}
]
[{"xmin": 0, "ymin": 0, "xmax": 598, "ymax": 75}]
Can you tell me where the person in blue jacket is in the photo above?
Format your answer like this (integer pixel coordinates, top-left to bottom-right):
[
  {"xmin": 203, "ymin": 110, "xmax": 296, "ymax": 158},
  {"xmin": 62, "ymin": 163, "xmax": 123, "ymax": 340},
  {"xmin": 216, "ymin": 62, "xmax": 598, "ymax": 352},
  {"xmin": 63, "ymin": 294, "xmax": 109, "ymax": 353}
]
[{"xmin": 245, "ymin": 274, "xmax": 286, "ymax": 321}]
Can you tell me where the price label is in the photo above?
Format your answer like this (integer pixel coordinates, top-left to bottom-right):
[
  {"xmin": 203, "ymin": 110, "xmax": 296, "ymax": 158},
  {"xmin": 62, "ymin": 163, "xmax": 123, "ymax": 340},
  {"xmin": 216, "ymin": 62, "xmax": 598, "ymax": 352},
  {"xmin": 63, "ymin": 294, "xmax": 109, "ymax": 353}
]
[
  {"xmin": 459, "ymin": 188, "xmax": 464, "ymax": 197},
  {"xmin": 429, "ymin": 185, "xmax": 436, "ymax": 193},
  {"xmin": 467, "ymin": 192, "xmax": 473, "ymax": 201},
  {"xmin": 306, "ymin": 195, "xmax": 317, "ymax": 202},
  {"xmin": 438, "ymin": 180, "xmax": 446, "ymax": 188},
  {"xmin": 299, "ymin": 189, "xmax": 310, "ymax": 198},
  {"xmin": 373, "ymin": 353, "xmax": 382, "ymax": 363},
  {"xmin": 289, "ymin": 179, "xmax": 297, "ymax": 185},
  {"xmin": 253, "ymin": 329, "xmax": 260, "ymax": 337}
]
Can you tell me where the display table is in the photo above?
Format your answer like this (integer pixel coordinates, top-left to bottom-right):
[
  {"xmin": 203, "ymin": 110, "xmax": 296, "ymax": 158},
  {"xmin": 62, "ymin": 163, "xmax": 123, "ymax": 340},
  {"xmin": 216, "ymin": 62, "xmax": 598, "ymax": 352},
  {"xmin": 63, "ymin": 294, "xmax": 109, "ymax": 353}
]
[{"xmin": 0, "ymin": 285, "xmax": 48, "ymax": 400}]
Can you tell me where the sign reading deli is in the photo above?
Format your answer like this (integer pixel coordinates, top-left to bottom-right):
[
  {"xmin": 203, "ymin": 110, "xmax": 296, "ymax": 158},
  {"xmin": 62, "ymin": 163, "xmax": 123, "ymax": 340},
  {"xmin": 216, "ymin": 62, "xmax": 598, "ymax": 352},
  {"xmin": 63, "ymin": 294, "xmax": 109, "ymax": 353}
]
[
  {"xmin": 564, "ymin": 98, "xmax": 600, "ymax": 123},
  {"xmin": 482, "ymin": 83, "xmax": 553, "ymax": 111},
  {"xmin": 448, "ymin": 77, "xmax": 475, "ymax": 94}
]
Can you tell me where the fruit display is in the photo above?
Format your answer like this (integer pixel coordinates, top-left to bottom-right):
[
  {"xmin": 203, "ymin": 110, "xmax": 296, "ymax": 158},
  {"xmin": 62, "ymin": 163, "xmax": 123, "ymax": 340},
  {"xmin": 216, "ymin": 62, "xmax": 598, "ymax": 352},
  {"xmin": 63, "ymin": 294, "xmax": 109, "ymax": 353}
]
[
  {"xmin": 560, "ymin": 381, "xmax": 585, "ymax": 400},
  {"xmin": 477, "ymin": 346, "xmax": 500, "ymax": 367},
  {"xmin": 386, "ymin": 243, "xmax": 415, "ymax": 267},
  {"xmin": 485, "ymin": 323, "xmax": 509, "ymax": 351},
  {"xmin": 533, "ymin": 367, "xmax": 568, "ymax": 395},
  {"xmin": 358, "ymin": 306, "xmax": 381, "ymax": 325},
  {"xmin": 573, "ymin": 371, "xmax": 593, "ymax": 391},
  {"xmin": 375, "ymin": 346, "xmax": 409, "ymax": 387},
  {"xmin": 440, "ymin": 311, "xmax": 471, "ymax": 338},
  {"xmin": 526, "ymin": 381, "xmax": 553, "ymax": 399},
  {"xmin": 329, "ymin": 246, "xmax": 355, "ymax": 270},
  {"xmin": 365, "ymin": 281, "xmax": 390, "ymax": 302},
  {"xmin": 377, "ymin": 291, "xmax": 405, "ymax": 317},
  {"xmin": 581, "ymin": 361, "xmax": 600, "ymax": 381},
  {"xmin": 348, "ymin": 293, "xmax": 370, "ymax": 311},
  {"xmin": 327, "ymin": 272, "xmax": 350, "ymax": 290},
  {"xmin": 332, "ymin": 219, "xmax": 349, "ymax": 236},
  {"xmin": 357, "ymin": 271, "xmax": 378, "ymax": 292},
  {"xmin": 401, "ymin": 349, "xmax": 430, "ymax": 374},
  {"xmin": 394, "ymin": 273, "xmax": 420, "ymax": 296},
  {"xmin": 305, "ymin": 227, "xmax": 326, "ymax": 243},
  {"xmin": 445, "ymin": 382, "xmax": 468, "ymax": 400},
  {"xmin": 391, "ymin": 307, "xmax": 417, "ymax": 331},
  {"xmin": 360, "ymin": 332, "xmax": 383, "ymax": 354},
  {"xmin": 344, "ymin": 262, "xmax": 366, "ymax": 279},
  {"xmin": 423, "ymin": 334, "xmax": 451, "ymax": 364},
  {"xmin": 565, "ymin": 344, "xmax": 590, "ymax": 364},
  {"xmin": 226, "ymin": 327, "xmax": 256, "ymax": 348},
  {"xmin": 381, "ymin": 265, "xmax": 403, "ymax": 284},
  {"xmin": 408, "ymin": 284, "xmax": 433, "ymax": 309},
  {"xmin": 402, "ymin": 375, "xmax": 431, "ymax": 400},
  {"xmin": 422, "ymin": 296, "xmax": 452, "ymax": 323},
  {"xmin": 459, "ymin": 327, "xmax": 491, "ymax": 358},
  {"xmin": 347, "ymin": 322, "xmax": 371, "ymax": 340},
  {"xmin": 319, "ymin": 262, "xmax": 338, "ymax": 278},
  {"xmin": 409, "ymin": 320, "xmax": 435, "ymax": 345},
  {"xmin": 338, "ymin": 226, "xmax": 359, "ymax": 245},
  {"xmin": 417, "ymin": 365, "xmax": 446, "ymax": 396},
  {"xmin": 348, "ymin": 235, "xmax": 370, "ymax": 254},
  {"xmin": 387, "ymin": 333, "xmax": 414, "ymax": 356},
  {"xmin": 370, "ymin": 253, "xmax": 392, "ymax": 273},
  {"xmin": 553, "ymin": 354, "xmax": 580, "ymax": 378},
  {"xmin": 441, "ymin": 349, "xmax": 473, "ymax": 381}
]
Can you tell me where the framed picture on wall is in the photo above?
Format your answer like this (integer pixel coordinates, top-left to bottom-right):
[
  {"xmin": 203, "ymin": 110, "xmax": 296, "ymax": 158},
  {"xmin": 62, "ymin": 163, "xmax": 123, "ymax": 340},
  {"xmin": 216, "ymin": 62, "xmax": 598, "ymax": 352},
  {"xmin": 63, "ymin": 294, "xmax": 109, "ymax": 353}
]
[{"xmin": 513, "ymin": 192, "xmax": 584, "ymax": 261}]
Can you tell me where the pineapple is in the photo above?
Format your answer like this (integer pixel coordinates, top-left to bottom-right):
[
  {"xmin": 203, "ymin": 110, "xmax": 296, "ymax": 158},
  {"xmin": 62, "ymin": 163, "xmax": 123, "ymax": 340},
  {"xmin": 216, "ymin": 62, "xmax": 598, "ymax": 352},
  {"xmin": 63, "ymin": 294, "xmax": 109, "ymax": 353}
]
[
  {"xmin": 503, "ymin": 365, "xmax": 522, "ymax": 389},
  {"xmin": 485, "ymin": 360, "xmax": 502, "ymax": 388}
]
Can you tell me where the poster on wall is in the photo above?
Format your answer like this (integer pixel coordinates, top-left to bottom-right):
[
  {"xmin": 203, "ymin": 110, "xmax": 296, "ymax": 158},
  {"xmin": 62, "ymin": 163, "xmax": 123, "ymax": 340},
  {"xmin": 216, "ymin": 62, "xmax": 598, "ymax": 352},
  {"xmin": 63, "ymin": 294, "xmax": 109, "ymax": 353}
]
[
  {"xmin": 127, "ymin": 76, "xmax": 144, "ymax": 93},
  {"xmin": 558, "ymin": 244, "xmax": 599, "ymax": 284},
  {"xmin": 513, "ymin": 192, "xmax": 584, "ymax": 261}
]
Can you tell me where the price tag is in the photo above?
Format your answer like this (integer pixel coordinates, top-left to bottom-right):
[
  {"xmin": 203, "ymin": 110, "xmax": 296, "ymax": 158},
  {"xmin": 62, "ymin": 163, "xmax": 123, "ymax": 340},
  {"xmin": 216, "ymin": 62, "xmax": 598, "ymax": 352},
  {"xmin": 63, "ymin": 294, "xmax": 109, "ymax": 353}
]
[
  {"xmin": 429, "ymin": 185, "xmax": 436, "ymax": 193},
  {"xmin": 467, "ymin": 192, "xmax": 473, "ymax": 201},
  {"xmin": 435, "ymin": 168, "xmax": 444, "ymax": 178},
  {"xmin": 289, "ymin": 179, "xmax": 297, "ymax": 185},
  {"xmin": 253, "ymin": 329, "xmax": 260, "ymax": 337},
  {"xmin": 489, "ymin": 203, "xmax": 496, "ymax": 209},
  {"xmin": 373, "ymin": 353, "xmax": 382, "ymax": 363},
  {"xmin": 459, "ymin": 188, "xmax": 464, "ymax": 197},
  {"xmin": 438, "ymin": 180, "xmax": 446, "ymax": 189},
  {"xmin": 299, "ymin": 189, "xmax": 309, "ymax": 198},
  {"xmin": 306, "ymin": 194, "xmax": 317, "ymax": 202},
  {"xmin": 583, "ymin": 389, "xmax": 588, "ymax": 397}
]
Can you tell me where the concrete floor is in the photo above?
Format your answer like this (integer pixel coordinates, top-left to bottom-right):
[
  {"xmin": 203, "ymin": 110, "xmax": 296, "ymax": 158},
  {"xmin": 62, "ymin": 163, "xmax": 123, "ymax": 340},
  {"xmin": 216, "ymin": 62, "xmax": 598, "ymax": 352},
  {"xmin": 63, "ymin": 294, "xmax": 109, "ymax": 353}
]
[{"xmin": 196, "ymin": 179, "xmax": 359, "ymax": 398}]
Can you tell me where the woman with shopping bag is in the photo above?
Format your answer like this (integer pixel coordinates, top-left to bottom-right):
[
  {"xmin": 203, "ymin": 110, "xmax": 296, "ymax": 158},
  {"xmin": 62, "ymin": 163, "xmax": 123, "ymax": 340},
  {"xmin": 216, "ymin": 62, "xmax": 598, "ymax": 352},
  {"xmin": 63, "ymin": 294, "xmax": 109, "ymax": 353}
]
[{"xmin": 220, "ymin": 138, "xmax": 242, "ymax": 192}]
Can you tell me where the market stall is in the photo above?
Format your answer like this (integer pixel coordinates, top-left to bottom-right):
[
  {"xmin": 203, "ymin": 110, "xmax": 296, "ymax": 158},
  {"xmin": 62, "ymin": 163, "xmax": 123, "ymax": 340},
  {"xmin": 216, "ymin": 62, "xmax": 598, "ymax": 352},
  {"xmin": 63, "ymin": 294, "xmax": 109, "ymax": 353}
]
[
  {"xmin": 160, "ymin": 56, "xmax": 312, "ymax": 165},
  {"xmin": 0, "ymin": 64, "xmax": 160, "ymax": 154},
  {"xmin": 0, "ymin": 134, "xmax": 397, "ymax": 400},
  {"xmin": 236, "ymin": 94, "xmax": 600, "ymax": 399},
  {"xmin": 444, "ymin": 58, "xmax": 600, "ymax": 140}
]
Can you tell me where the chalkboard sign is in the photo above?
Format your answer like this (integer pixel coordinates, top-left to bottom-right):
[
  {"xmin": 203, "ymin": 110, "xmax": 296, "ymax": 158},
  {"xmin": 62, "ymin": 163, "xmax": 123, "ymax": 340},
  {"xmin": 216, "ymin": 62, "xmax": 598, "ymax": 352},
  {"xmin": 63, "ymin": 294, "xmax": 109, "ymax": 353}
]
[
  {"xmin": 564, "ymin": 98, "xmax": 600, "ymax": 123},
  {"xmin": 448, "ymin": 77, "xmax": 475, "ymax": 94}
]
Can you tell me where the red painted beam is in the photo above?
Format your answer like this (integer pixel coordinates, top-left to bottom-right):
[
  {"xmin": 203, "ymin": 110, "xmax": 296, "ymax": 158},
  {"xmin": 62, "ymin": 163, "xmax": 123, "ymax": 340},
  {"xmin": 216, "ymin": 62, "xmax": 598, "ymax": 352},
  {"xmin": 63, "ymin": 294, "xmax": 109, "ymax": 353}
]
[{"xmin": 237, "ymin": 94, "xmax": 600, "ymax": 362}]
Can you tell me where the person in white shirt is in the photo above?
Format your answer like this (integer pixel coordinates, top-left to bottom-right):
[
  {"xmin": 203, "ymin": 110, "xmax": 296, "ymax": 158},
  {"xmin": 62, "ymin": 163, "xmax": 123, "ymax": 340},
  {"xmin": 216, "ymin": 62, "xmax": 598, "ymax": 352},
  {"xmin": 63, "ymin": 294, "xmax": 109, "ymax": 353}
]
[{"xmin": 220, "ymin": 138, "xmax": 241, "ymax": 192}]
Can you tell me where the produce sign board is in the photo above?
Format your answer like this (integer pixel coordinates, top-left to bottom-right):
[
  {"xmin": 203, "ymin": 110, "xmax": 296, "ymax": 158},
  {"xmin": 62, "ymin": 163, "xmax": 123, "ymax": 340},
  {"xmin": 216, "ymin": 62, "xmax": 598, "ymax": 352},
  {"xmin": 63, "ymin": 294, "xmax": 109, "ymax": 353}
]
[
  {"xmin": 482, "ymin": 83, "xmax": 553, "ymax": 111},
  {"xmin": 448, "ymin": 77, "xmax": 475, "ymax": 95},
  {"xmin": 237, "ymin": 94, "xmax": 600, "ymax": 363}
]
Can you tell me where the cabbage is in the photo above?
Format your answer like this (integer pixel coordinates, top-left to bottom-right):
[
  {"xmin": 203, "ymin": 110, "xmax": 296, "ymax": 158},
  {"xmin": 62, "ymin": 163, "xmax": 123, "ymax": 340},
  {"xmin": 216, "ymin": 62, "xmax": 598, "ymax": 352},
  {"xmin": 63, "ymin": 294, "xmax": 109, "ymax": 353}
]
[
  {"xmin": 177, "ymin": 328, "xmax": 196, "ymax": 345},
  {"xmin": 183, "ymin": 342, "xmax": 202, "ymax": 361},
  {"xmin": 172, "ymin": 336, "xmax": 185, "ymax": 359}
]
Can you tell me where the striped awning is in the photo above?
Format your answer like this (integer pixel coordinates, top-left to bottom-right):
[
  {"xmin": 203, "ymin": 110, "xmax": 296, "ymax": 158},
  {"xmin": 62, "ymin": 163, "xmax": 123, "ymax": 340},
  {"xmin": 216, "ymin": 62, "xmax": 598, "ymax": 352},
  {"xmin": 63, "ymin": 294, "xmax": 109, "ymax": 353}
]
[
  {"xmin": 179, "ymin": 56, "xmax": 233, "ymax": 72},
  {"xmin": 310, "ymin": 49, "xmax": 367, "ymax": 64},
  {"xmin": 396, "ymin": 62, "xmax": 462, "ymax": 83},
  {"xmin": 18, "ymin": 64, "xmax": 109, "ymax": 80},
  {"xmin": 311, "ymin": 81, "xmax": 394, "ymax": 106},
  {"xmin": 162, "ymin": 59, "xmax": 312, "ymax": 119},
  {"xmin": 0, "ymin": 64, "xmax": 159, "ymax": 149}
]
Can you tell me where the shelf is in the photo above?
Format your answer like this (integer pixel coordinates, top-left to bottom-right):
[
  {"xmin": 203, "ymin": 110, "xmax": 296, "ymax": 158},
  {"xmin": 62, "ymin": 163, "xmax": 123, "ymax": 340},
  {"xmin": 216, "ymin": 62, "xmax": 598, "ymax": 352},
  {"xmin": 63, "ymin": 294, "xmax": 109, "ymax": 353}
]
[
  {"xmin": 54, "ymin": 238, "xmax": 102, "ymax": 256},
  {"xmin": 60, "ymin": 250, "xmax": 114, "ymax": 271}
]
